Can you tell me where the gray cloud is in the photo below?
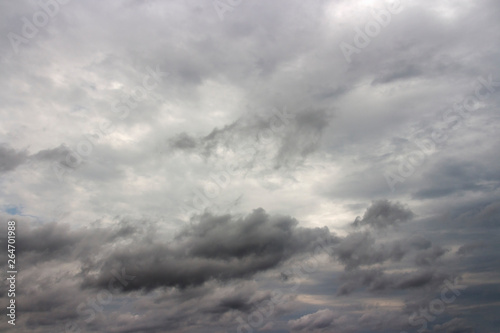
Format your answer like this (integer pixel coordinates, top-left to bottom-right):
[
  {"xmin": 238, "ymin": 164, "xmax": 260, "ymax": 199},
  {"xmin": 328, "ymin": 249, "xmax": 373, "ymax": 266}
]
[
  {"xmin": 1, "ymin": 0, "xmax": 500, "ymax": 332},
  {"xmin": 352, "ymin": 199, "xmax": 414, "ymax": 229},
  {"xmin": 81, "ymin": 208, "xmax": 333, "ymax": 291},
  {"xmin": 456, "ymin": 242, "xmax": 486, "ymax": 256},
  {"xmin": 0, "ymin": 144, "xmax": 28, "ymax": 173},
  {"xmin": 32, "ymin": 144, "xmax": 71, "ymax": 162},
  {"xmin": 336, "ymin": 267, "xmax": 452, "ymax": 296},
  {"xmin": 288, "ymin": 308, "xmax": 336, "ymax": 332}
]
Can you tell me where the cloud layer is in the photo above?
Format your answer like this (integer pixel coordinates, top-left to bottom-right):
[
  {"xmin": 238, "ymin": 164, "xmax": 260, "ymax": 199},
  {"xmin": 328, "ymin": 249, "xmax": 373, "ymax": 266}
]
[{"xmin": 1, "ymin": 0, "xmax": 500, "ymax": 332}]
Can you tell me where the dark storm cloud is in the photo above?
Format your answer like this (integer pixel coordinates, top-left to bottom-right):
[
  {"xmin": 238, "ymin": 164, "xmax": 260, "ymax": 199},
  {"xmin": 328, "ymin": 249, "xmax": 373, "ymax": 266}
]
[
  {"xmin": 16, "ymin": 222, "xmax": 79, "ymax": 255},
  {"xmin": 1, "ymin": 196, "xmax": 496, "ymax": 332},
  {"xmin": 352, "ymin": 199, "xmax": 414, "ymax": 229},
  {"xmin": 0, "ymin": 209, "xmax": 335, "ymax": 332},
  {"xmin": 328, "ymin": 201, "xmax": 459, "ymax": 297},
  {"xmin": 9, "ymin": 201, "xmax": 442, "ymax": 329},
  {"xmin": 2, "ymin": 208, "xmax": 335, "ymax": 292},
  {"xmin": 333, "ymin": 231, "xmax": 406, "ymax": 269},
  {"xmin": 276, "ymin": 201, "xmax": 449, "ymax": 293},
  {"xmin": 83, "ymin": 208, "xmax": 334, "ymax": 291}
]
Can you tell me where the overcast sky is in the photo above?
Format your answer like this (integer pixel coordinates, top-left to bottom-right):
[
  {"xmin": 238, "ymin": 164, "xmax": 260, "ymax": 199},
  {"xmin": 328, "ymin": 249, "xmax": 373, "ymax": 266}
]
[{"xmin": 1, "ymin": 0, "xmax": 500, "ymax": 332}]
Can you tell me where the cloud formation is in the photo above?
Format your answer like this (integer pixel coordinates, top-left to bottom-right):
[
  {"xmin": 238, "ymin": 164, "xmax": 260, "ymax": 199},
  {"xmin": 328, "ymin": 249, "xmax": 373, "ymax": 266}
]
[{"xmin": 1, "ymin": 0, "xmax": 500, "ymax": 332}]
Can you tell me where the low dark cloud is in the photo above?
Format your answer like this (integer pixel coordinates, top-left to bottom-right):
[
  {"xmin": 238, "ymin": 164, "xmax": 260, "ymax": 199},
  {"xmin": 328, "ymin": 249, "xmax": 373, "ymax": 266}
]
[
  {"xmin": 79, "ymin": 208, "xmax": 334, "ymax": 291},
  {"xmin": 333, "ymin": 231, "xmax": 407, "ymax": 269},
  {"xmin": 352, "ymin": 199, "xmax": 414, "ymax": 229},
  {"xmin": 1, "ymin": 194, "xmax": 497, "ymax": 332}
]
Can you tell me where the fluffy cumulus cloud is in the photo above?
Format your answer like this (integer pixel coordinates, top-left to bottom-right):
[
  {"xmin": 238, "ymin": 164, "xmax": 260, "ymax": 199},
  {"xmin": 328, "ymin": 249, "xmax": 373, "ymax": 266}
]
[{"xmin": 1, "ymin": 0, "xmax": 500, "ymax": 332}]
